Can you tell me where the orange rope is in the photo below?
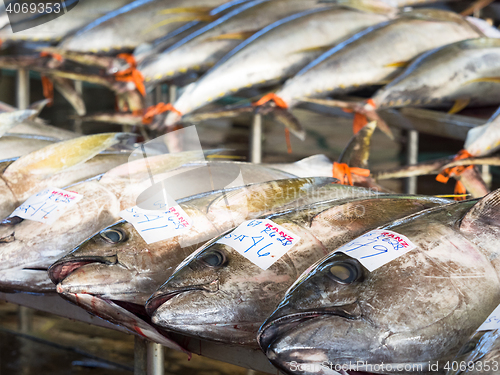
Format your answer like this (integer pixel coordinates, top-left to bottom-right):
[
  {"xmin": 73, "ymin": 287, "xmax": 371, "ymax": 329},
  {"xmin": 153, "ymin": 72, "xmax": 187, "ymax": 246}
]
[
  {"xmin": 40, "ymin": 76, "xmax": 54, "ymax": 106},
  {"xmin": 332, "ymin": 162, "xmax": 370, "ymax": 186},
  {"xmin": 436, "ymin": 150, "xmax": 473, "ymax": 201},
  {"xmin": 285, "ymin": 128, "xmax": 292, "ymax": 154},
  {"xmin": 40, "ymin": 51, "xmax": 63, "ymax": 62},
  {"xmin": 115, "ymin": 54, "xmax": 146, "ymax": 97},
  {"xmin": 253, "ymin": 93, "xmax": 288, "ymax": 109},
  {"xmin": 142, "ymin": 102, "xmax": 182, "ymax": 124}
]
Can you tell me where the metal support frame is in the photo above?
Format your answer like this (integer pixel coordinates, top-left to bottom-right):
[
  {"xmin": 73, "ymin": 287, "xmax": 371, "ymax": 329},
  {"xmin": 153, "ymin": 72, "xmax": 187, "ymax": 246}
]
[
  {"xmin": 16, "ymin": 68, "xmax": 33, "ymax": 333},
  {"xmin": 135, "ymin": 337, "xmax": 148, "ymax": 375},
  {"xmin": 147, "ymin": 342, "xmax": 165, "ymax": 375},
  {"xmin": 250, "ymin": 114, "xmax": 262, "ymax": 164},
  {"xmin": 169, "ymin": 85, "xmax": 177, "ymax": 103},
  {"xmin": 405, "ymin": 130, "xmax": 419, "ymax": 195},
  {"xmin": 73, "ymin": 81, "xmax": 83, "ymax": 134}
]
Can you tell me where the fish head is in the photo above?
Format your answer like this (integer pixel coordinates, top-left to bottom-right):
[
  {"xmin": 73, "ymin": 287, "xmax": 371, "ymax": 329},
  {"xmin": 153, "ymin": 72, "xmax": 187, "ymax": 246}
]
[
  {"xmin": 49, "ymin": 220, "xmax": 171, "ymax": 303},
  {"xmin": 147, "ymin": 223, "xmax": 328, "ymax": 346},
  {"xmin": 258, "ymin": 202, "xmax": 500, "ymax": 375}
]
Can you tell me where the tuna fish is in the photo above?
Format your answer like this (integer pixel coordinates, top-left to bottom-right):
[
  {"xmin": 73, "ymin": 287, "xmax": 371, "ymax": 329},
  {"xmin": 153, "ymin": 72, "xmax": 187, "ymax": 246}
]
[
  {"xmin": 48, "ymin": 178, "xmax": 376, "ymax": 346},
  {"xmin": 138, "ymin": 0, "xmax": 338, "ymax": 86},
  {"xmin": 258, "ymin": 189, "xmax": 500, "ymax": 375},
  {"xmin": 0, "ymin": 0, "xmax": 136, "ymax": 45},
  {"xmin": 328, "ymin": 38, "xmax": 500, "ymax": 132},
  {"xmin": 146, "ymin": 194, "xmax": 448, "ymax": 347},
  {"xmin": 0, "ymin": 133, "xmax": 130, "ymax": 219},
  {"xmin": 465, "ymin": 106, "xmax": 500, "ymax": 157},
  {"xmin": 57, "ymin": 0, "xmax": 245, "ymax": 54},
  {"xmin": 0, "ymin": 151, "xmax": 221, "ymax": 293}
]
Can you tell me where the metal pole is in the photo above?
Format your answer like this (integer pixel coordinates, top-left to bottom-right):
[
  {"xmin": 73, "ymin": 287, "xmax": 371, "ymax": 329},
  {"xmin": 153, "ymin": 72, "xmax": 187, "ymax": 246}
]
[
  {"xmin": 169, "ymin": 85, "xmax": 177, "ymax": 103},
  {"xmin": 250, "ymin": 114, "xmax": 262, "ymax": 164},
  {"xmin": 17, "ymin": 69, "xmax": 29, "ymax": 110},
  {"xmin": 482, "ymin": 164, "xmax": 492, "ymax": 190},
  {"xmin": 134, "ymin": 337, "xmax": 148, "ymax": 375},
  {"xmin": 17, "ymin": 68, "xmax": 33, "ymax": 333},
  {"xmin": 73, "ymin": 81, "xmax": 83, "ymax": 134},
  {"xmin": 147, "ymin": 342, "xmax": 164, "ymax": 375},
  {"xmin": 405, "ymin": 130, "xmax": 419, "ymax": 194}
]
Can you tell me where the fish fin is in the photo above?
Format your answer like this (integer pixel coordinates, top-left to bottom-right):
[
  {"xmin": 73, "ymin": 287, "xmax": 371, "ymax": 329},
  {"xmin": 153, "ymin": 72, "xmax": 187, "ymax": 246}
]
[
  {"xmin": 319, "ymin": 0, "xmax": 396, "ymax": 15},
  {"xmin": 0, "ymin": 110, "xmax": 38, "ymax": 137},
  {"xmin": 157, "ymin": 7, "xmax": 213, "ymax": 15},
  {"xmin": 456, "ymin": 167, "xmax": 489, "ymax": 199},
  {"xmin": 448, "ymin": 99, "xmax": 470, "ymax": 115},
  {"xmin": 28, "ymin": 99, "xmax": 51, "ymax": 118},
  {"xmin": 291, "ymin": 45, "xmax": 334, "ymax": 55},
  {"xmin": 464, "ymin": 77, "xmax": 500, "ymax": 85},
  {"xmin": 3, "ymin": 133, "xmax": 126, "ymax": 180},
  {"xmin": 461, "ymin": 0, "xmax": 495, "ymax": 16},
  {"xmin": 461, "ymin": 187, "xmax": 500, "ymax": 231},
  {"xmin": 339, "ymin": 121, "xmax": 376, "ymax": 168},
  {"xmin": 267, "ymin": 107, "xmax": 306, "ymax": 141},
  {"xmin": 142, "ymin": 15, "xmax": 216, "ymax": 34},
  {"xmin": 182, "ymin": 103, "xmax": 255, "ymax": 123},
  {"xmin": 51, "ymin": 76, "xmax": 86, "ymax": 116},
  {"xmin": 203, "ymin": 31, "xmax": 257, "ymax": 42},
  {"xmin": 384, "ymin": 60, "xmax": 410, "ymax": 68}
]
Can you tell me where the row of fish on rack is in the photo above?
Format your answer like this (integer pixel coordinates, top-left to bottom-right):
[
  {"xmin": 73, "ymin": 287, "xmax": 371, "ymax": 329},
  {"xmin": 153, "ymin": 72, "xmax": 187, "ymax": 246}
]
[{"xmin": 0, "ymin": 107, "xmax": 500, "ymax": 375}]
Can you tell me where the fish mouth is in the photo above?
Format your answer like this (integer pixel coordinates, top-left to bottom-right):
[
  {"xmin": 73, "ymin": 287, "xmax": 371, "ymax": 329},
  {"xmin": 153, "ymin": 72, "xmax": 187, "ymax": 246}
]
[
  {"xmin": 145, "ymin": 283, "xmax": 217, "ymax": 316},
  {"xmin": 258, "ymin": 306, "xmax": 359, "ymax": 352},
  {"xmin": 48, "ymin": 256, "xmax": 117, "ymax": 284}
]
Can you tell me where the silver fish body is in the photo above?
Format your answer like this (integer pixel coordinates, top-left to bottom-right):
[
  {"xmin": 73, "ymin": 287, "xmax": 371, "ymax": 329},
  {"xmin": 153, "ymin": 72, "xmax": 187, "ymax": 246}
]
[
  {"xmin": 273, "ymin": 9, "xmax": 482, "ymax": 108},
  {"xmin": 58, "ymin": 0, "xmax": 240, "ymax": 54},
  {"xmin": 259, "ymin": 190, "xmax": 500, "ymax": 375},
  {"xmin": 139, "ymin": 0, "xmax": 335, "ymax": 86},
  {"xmin": 146, "ymin": 195, "xmax": 448, "ymax": 347},
  {"xmin": 164, "ymin": 6, "xmax": 391, "ymax": 125},
  {"xmin": 371, "ymin": 38, "xmax": 500, "ymax": 111},
  {"xmin": 0, "ymin": 0, "xmax": 135, "ymax": 44}
]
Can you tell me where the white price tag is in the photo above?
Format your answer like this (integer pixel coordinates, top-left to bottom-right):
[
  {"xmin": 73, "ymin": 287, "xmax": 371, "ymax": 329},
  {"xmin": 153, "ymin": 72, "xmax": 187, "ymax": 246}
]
[
  {"xmin": 217, "ymin": 219, "xmax": 301, "ymax": 270},
  {"xmin": 478, "ymin": 304, "xmax": 500, "ymax": 331},
  {"xmin": 335, "ymin": 229, "xmax": 417, "ymax": 272},
  {"xmin": 119, "ymin": 205, "xmax": 192, "ymax": 244},
  {"xmin": 10, "ymin": 187, "xmax": 83, "ymax": 225}
]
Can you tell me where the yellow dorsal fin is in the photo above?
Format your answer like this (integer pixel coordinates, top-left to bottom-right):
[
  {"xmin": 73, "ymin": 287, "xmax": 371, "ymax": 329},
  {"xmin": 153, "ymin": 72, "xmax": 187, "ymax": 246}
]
[
  {"xmin": 464, "ymin": 77, "xmax": 500, "ymax": 85},
  {"xmin": 448, "ymin": 99, "xmax": 470, "ymax": 115},
  {"xmin": 4, "ymin": 133, "xmax": 123, "ymax": 180},
  {"xmin": 142, "ymin": 15, "xmax": 216, "ymax": 34},
  {"xmin": 157, "ymin": 7, "xmax": 213, "ymax": 15},
  {"xmin": 291, "ymin": 45, "xmax": 333, "ymax": 55},
  {"xmin": 203, "ymin": 31, "xmax": 257, "ymax": 42},
  {"xmin": 384, "ymin": 60, "xmax": 410, "ymax": 68}
]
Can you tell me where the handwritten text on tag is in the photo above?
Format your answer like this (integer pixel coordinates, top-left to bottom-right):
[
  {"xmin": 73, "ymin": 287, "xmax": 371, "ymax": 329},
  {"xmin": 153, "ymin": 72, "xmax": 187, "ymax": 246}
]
[
  {"xmin": 478, "ymin": 304, "xmax": 500, "ymax": 331},
  {"xmin": 10, "ymin": 187, "xmax": 83, "ymax": 225},
  {"xmin": 335, "ymin": 229, "xmax": 417, "ymax": 272},
  {"xmin": 119, "ymin": 205, "xmax": 192, "ymax": 244},
  {"xmin": 217, "ymin": 219, "xmax": 301, "ymax": 270}
]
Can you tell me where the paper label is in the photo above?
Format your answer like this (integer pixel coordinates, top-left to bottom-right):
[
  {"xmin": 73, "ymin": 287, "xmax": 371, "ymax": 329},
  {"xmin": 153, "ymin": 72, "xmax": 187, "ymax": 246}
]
[
  {"xmin": 478, "ymin": 304, "xmax": 500, "ymax": 331},
  {"xmin": 334, "ymin": 229, "xmax": 417, "ymax": 272},
  {"xmin": 119, "ymin": 205, "xmax": 192, "ymax": 244},
  {"xmin": 217, "ymin": 219, "xmax": 301, "ymax": 270},
  {"xmin": 10, "ymin": 187, "xmax": 83, "ymax": 225}
]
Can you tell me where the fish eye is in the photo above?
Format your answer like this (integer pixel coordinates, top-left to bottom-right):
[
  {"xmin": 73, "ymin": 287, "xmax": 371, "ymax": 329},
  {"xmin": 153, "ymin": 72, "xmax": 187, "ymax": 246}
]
[
  {"xmin": 199, "ymin": 250, "xmax": 226, "ymax": 268},
  {"xmin": 327, "ymin": 260, "xmax": 363, "ymax": 284},
  {"xmin": 100, "ymin": 228, "xmax": 128, "ymax": 244}
]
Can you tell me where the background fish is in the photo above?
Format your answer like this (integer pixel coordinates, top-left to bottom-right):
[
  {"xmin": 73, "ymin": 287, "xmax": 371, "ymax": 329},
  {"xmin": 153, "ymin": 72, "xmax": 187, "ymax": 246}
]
[{"xmin": 259, "ymin": 190, "xmax": 500, "ymax": 375}]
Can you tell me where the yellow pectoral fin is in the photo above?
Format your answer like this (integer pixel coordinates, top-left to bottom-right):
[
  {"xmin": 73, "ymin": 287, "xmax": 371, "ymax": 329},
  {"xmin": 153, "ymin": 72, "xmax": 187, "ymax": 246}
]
[
  {"xmin": 384, "ymin": 61, "xmax": 410, "ymax": 68},
  {"xmin": 448, "ymin": 99, "xmax": 470, "ymax": 115},
  {"xmin": 463, "ymin": 77, "xmax": 500, "ymax": 85},
  {"xmin": 4, "ymin": 133, "xmax": 122, "ymax": 179},
  {"xmin": 142, "ymin": 15, "xmax": 216, "ymax": 34},
  {"xmin": 157, "ymin": 7, "xmax": 213, "ymax": 15},
  {"xmin": 291, "ymin": 45, "xmax": 333, "ymax": 55},
  {"xmin": 203, "ymin": 31, "xmax": 257, "ymax": 42}
]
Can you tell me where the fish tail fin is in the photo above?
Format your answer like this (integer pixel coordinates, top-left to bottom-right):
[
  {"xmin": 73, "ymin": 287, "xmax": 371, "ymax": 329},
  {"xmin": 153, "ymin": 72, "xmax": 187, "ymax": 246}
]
[
  {"xmin": 51, "ymin": 76, "xmax": 86, "ymax": 116},
  {"xmin": 461, "ymin": 185, "xmax": 500, "ymax": 233},
  {"xmin": 301, "ymin": 97, "xmax": 393, "ymax": 139}
]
